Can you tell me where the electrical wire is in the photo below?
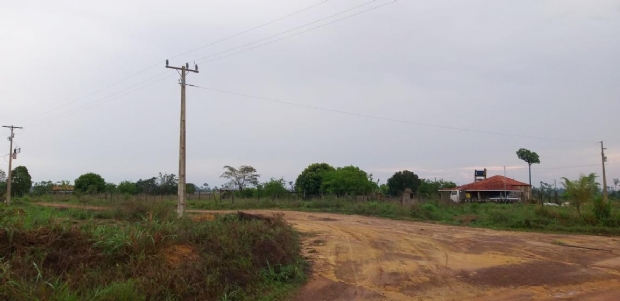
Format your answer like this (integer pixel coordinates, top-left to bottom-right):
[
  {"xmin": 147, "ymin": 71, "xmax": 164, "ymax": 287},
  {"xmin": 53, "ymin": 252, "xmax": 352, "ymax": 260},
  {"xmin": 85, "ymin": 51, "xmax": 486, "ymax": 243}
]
[
  {"xmin": 194, "ymin": 0, "xmax": 388, "ymax": 63},
  {"xmin": 187, "ymin": 84, "xmax": 599, "ymax": 144},
  {"xmin": 26, "ymin": 74, "xmax": 175, "ymax": 127},
  {"xmin": 168, "ymin": 0, "xmax": 330, "ymax": 61},
  {"xmin": 19, "ymin": 0, "xmax": 331, "ymax": 124},
  {"xmin": 21, "ymin": 1, "xmax": 396, "ymax": 126}
]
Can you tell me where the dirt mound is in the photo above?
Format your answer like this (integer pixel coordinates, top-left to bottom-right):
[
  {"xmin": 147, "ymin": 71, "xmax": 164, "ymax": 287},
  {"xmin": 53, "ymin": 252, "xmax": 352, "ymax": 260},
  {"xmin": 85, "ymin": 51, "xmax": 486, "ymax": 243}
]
[{"xmin": 162, "ymin": 245, "xmax": 201, "ymax": 267}]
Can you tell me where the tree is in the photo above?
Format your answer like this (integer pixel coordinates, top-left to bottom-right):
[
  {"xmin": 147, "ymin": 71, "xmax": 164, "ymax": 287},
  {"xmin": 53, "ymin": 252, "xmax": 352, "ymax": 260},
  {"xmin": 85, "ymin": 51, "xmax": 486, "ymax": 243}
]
[
  {"xmin": 136, "ymin": 177, "xmax": 157, "ymax": 194},
  {"xmin": 516, "ymin": 148, "xmax": 541, "ymax": 186},
  {"xmin": 118, "ymin": 181, "xmax": 138, "ymax": 195},
  {"xmin": 295, "ymin": 163, "xmax": 335, "ymax": 197},
  {"xmin": 157, "ymin": 173, "xmax": 178, "ymax": 195},
  {"xmin": 263, "ymin": 178, "xmax": 289, "ymax": 199},
  {"xmin": 105, "ymin": 183, "xmax": 118, "ymax": 194},
  {"xmin": 322, "ymin": 166, "xmax": 376, "ymax": 197},
  {"xmin": 0, "ymin": 169, "xmax": 6, "ymax": 183},
  {"xmin": 418, "ymin": 179, "xmax": 457, "ymax": 198},
  {"xmin": 32, "ymin": 181, "xmax": 54, "ymax": 196},
  {"xmin": 75, "ymin": 173, "xmax": 106, "ymax": 193},
  {"xmin": 561, "ymin": 173, "xmax": 599, "ymax": 216},
  {"xmin": 386, "ymin": 170, "xmax": 421, "ymax": 197},
  {"xmin": 10, "ymin": 166, "xmax": 32, "ymax": 196},
  {"xmin": 186, "ymin": 183, "xmax": 197, "ymax": 194},
  {"xmin": 220, "ymin": 165, "xmax": 260, "ymax": 191}
]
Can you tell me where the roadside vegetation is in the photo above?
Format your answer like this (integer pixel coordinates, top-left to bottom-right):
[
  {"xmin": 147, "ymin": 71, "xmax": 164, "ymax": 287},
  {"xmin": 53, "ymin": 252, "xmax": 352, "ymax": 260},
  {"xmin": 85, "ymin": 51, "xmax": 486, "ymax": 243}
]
[{"xmin": 0, "ymin": 200, "xmax": 306, "ymax": 301}]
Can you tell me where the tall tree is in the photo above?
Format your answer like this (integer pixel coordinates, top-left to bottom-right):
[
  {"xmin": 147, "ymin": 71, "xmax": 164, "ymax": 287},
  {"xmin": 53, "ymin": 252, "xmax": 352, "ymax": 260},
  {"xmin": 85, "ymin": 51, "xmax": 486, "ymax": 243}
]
[
  {"xmin": 32, "ymin": 181, "xmax": 54, "ymax": 196},
  {"xmin": 561, "ymin": 173, "xmax": 599, "ymax": 216},
  {"xmin": 136, "ymin": 178, "xmax": 157, "ymax": 194},
  {"xmin": 75, "ymin": 173, "xmax": 106, "ymax": 193},
  {"xmin": 295, "ymin": 163, "xmax": 335, "ymax": 197},
  {"xmin": 263, "ymin": 178, "xmax": 289, "ymax": 199},
  {"xmin": 516, "ymin": 148, "xmax": 541, "ymax": 186},
  {"xmin": 186, "ymin": 183, "xmax": 197, "ymax": 194},
  {"xmin": 11, "ymin": 166, "xmax": 32, "ymax": 196},
  {"xmin": 386, "ymin": 170, "xmax": 421, "ymax": 197},
  {"xmin": 322, "ymin": 166, "xmax": 376, "ymax": 197},
  {"xmin": 157, "ymin": 173, "xmax": 178, "ymax": 195},
  {"xmin": 220, "ymin": 165, "xmax": 260, "ymax": 191},
  {"xmin": 118, "ymin": 181, "xmax": 138, "ymax": 195}
]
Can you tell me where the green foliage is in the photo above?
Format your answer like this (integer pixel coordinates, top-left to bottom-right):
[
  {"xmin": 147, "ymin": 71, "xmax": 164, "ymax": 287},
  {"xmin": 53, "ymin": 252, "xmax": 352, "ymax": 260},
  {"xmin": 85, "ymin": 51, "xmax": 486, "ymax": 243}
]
[
  {"xmin": 516, "ymin": 148, "xmax": 540, "ymax": 186},
  {"xmin": 220, "ymin": 165, "xmax": 260, "ymax": 191},
  {"xmin": 322, "ymin": 166, "xmax": 376, "ymax": 197},
  {"xmin": 561, "ymin": 173, "xmax": 599, "ymax": 215},
  {"xmin": 0, "ymin": 204, "xmax": 306, "ymax": 301},
  {"xmin": 190, "ymin": 198, "xmax": 620, "ymax": 235},
  {"xmin": 136, "ymin": 177, "xmax": 157, "ymax": 194},
  {"xmin": 294, "ymin": 163, "xmax": 335, "ymax": 197},
  {"xmin": 378, "ymin": 184, "xmax": 389, "ymax": 196},
  {"xmin": 75, "ymin": 173, "xmax": 106, "ymax": 193},
  {"xmin": 386, "ymin": 170, "xmax": 421, "ymax": 197},
  {"xmin": 117, "ymin": 181, "xmax": 138, "ymax": 195},
  {"xmin": 11, "ymin": 166, "xmax": 32, "ymax": 196},
  {"xmin": 516, "ymin": 148, "xmax": 541, "ymax": 165},
  {"xmin": 418, "ymin": 179, "xmax": 457, "ymax": 198},
  {"xmin": 32, "ymin": 181, "xmax": 54, "ymax": 196},
  {"xmin": 156, "ymin": 173, "xmax": 178, "ymax": 195},
  {"xmin": 0, "ymin": 169, "xmax": 6, "ymax": 182},
  {"xmin": 186, "ymin": 183, "xmax": 197, "ymax": 194},
  {"xmin": 262, "ymin": 178, "xmax": 289, "ymax": 199},
  {"xmin": 105, "ymin": 183, "xmax": 117, "ymax": 194}
]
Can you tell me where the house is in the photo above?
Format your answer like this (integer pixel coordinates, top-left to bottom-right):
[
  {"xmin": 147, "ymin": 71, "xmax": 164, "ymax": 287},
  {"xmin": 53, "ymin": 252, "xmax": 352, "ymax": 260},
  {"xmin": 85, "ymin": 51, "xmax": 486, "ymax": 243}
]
[{"xmin": 439, "ymin": 175, "xmax": 531, "ymax": 203}]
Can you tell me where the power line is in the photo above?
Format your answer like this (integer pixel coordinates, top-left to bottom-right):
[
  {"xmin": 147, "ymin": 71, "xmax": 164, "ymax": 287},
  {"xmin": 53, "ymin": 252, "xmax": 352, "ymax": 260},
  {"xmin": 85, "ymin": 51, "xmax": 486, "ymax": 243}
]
[
  {"xmin": 187, "ymin": 84, "xmax": 598, "ymax": 144},
  {"xmin": 26, "ymin": 73, "xmax": 174, "ymax": 127},
  {"xmin": 21, "ymin": 1, "xmax": 396, "ymax": 126},
  {"xmin": 194, "ymin": 0, "xmax": 390, "ymax": 63},
  {"xmin": 19, "ymin": 1, "xmax": 330, "ymax": 124},
  {"xmin": 169, "ymin": 0, "xmax": 330, "ymax": 61}
]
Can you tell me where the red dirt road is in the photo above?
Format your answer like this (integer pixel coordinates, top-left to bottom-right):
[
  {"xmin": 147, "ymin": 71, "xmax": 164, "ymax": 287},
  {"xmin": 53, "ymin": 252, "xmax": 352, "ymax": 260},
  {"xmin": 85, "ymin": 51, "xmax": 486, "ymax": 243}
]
[{"xmin": 190, "ymin": 210, "xmax": 620, "ymax": 301}]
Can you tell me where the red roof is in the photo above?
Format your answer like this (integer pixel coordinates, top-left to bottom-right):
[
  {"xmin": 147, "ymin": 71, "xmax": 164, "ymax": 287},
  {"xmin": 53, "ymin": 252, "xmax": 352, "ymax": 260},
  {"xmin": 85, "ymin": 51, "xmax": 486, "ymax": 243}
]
[{"xmin": 454, "ymin": 175, "xmax": 530, "ymax": 191}]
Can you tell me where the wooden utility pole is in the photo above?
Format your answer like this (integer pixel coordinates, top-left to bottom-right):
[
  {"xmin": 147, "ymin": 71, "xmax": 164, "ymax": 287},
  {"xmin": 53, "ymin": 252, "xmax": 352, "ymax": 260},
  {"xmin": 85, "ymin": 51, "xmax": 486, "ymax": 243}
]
[
  {"xmin": 166, "ymin": 60, "xmax": 198, "ymax": 217},
  {"xmin": 601, "ymin": 141, "xmax": 608, "ymax": 202},
  {"xmin": 3, "ymin": 125, "xmax": 23, "ymax": 206}
]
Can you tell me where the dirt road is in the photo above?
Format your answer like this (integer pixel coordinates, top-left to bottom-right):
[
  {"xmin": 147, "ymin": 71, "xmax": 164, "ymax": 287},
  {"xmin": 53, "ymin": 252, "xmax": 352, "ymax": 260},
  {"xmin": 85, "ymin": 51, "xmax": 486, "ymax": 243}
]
[{"xmin": 191, "ymin": 210, "xmax": 620, "ymax": 301}]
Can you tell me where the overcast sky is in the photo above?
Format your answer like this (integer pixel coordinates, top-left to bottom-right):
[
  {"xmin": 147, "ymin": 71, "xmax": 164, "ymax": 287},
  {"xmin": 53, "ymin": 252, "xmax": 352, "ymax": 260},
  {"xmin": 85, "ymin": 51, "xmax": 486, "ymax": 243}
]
[{"xmin": 1, "ymin": 0, "xmax": 619, "ymax": 188}]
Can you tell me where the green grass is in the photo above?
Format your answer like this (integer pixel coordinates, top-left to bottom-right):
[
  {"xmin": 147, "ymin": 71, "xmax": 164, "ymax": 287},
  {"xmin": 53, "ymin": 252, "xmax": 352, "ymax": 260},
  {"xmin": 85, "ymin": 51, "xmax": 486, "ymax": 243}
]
[
  {"xmin": 0, "ymin": 200, "xmax": 306, "ymax": 301},
  {"xmin": 187, "ymin": 197, "xmax": 620, "ymax": 235}
]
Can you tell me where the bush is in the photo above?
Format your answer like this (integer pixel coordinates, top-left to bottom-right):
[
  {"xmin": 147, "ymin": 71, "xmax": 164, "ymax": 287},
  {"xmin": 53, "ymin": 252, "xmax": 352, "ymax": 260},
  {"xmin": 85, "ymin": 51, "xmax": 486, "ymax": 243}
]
[{"xmin": 0, "ymin": 207, "xmax": 305, "ymax": 301}]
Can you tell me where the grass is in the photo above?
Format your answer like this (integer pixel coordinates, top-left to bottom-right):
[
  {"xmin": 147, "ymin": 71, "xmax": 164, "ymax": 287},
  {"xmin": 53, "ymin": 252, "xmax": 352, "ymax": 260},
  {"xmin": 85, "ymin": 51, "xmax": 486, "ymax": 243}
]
[
  {"xmin": 186, "ymin": 197, "xmax": 620, "ymax": 235},
  {"xmin": 0, "ymin": 199, "xmax": 307, "ymax": 301},
  {"xmin": 19, "ymin": 194, "xmax": 620, "ymax": 235}
]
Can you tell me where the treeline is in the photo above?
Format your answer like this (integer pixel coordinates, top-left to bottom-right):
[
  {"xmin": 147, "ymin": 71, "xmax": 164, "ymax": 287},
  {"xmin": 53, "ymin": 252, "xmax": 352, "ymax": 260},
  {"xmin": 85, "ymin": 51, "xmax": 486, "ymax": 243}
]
[{"xmin": 0, "ymin": 163, "xmax": 457, "ymax": 200}]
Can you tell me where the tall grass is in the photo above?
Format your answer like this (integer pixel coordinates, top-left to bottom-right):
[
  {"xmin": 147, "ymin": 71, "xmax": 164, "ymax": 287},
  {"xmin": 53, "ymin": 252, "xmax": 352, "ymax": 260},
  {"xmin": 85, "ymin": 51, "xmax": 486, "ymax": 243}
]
[
  {"xmin": 0, "ymin": 201, "xmax": 306, "ymax": 301},
  {"xmin": 188, "ymin": 197, "xmax": 620, "ymax": 235}
]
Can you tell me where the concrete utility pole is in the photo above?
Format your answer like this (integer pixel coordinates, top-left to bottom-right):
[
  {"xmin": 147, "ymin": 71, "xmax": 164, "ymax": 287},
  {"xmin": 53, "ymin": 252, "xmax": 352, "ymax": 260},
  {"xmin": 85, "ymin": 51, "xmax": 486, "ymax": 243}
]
[
  {"xmin": 166, "ymin": 60, "xmax": 198, "ymax": 217},
  {"xmin": 3, "ymin": 125, "xmax": 23, "ymax": 206},
  {"xmin": 601, "ymin": 141, "xmax": 608, "ymax": 202}
]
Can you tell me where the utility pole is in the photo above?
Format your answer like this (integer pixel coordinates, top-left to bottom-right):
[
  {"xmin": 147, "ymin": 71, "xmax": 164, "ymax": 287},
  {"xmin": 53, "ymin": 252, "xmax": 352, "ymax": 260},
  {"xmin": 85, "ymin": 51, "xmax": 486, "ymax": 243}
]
[
  {"xmin": 601, "ymin": 141, "xmax": 608, "ymax": 203},
  {"xmin": 3, "ymin": 125, "xmax": 23, "ymax": 206},
  {"xmin": 166, "ymin": 60, "xmax": 198, "ymax": 217}
]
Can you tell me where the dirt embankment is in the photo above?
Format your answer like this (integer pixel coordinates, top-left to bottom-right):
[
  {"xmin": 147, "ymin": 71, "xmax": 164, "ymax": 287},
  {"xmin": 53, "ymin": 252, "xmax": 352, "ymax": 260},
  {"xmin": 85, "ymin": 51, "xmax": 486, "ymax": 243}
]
[{"xmin": 190, "ymin": 210, "xmax": 620, "ymax": 301}]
